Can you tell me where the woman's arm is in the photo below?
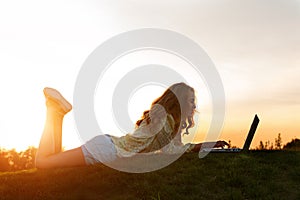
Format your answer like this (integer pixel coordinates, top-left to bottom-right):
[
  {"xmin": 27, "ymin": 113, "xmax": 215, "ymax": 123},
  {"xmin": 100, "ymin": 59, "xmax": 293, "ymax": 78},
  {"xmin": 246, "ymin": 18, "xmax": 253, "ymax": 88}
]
[{"xmin": 188, "ymin": 141, "xmax": 229, "ymax": 152}]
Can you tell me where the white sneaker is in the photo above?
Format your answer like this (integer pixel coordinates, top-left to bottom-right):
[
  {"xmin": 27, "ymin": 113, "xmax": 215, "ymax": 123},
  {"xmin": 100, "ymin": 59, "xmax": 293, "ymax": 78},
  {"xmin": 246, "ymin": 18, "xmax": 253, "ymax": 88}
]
[{"xmin": 43, "ymin": 87, "xmax": 72, "ymax": 114}]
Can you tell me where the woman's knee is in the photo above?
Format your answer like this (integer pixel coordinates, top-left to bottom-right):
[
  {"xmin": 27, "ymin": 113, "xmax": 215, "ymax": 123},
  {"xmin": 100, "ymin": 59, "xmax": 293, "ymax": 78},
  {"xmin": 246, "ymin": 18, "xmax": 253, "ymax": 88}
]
[
  {"xmin": 35, "ymin": 157, "xmax": 49, "ymax": 169},
  {"xmin": 35, "ymin": 147, "xmax": 86, "ymax": 169}
]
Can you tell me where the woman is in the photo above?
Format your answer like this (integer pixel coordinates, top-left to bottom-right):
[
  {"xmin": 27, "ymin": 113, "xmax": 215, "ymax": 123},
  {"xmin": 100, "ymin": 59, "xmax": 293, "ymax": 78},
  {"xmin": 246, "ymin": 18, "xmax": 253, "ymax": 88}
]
[{"xmin": 35, "ymin": 82, "xmax": 227, "ymax": 169}]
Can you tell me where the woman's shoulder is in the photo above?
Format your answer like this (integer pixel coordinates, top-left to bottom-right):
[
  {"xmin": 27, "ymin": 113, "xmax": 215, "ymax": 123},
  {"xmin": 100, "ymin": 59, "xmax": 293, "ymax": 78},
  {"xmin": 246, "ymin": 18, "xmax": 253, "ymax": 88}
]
[
  {"xmin": 166, "ymin": 113, "xmax": 175, "ymax": 126},
  {"xmin": 133, "ymin": 114, "xmax": 175, "ymax": 135},
  {"xmin": 162, "ymin": 114, "xmax": 175, "ymax": 133}
]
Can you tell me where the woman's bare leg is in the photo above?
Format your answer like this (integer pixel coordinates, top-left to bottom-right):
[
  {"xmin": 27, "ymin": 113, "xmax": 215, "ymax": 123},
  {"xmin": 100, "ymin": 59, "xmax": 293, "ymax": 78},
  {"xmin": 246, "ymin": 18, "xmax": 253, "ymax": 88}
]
[
  {"xmin": 35, "ymin": 88, "xmax": 86, "ymax": 168},
  {"xmin": 37, "ymin": 104, "xmax": 64, "ymax": 157}
]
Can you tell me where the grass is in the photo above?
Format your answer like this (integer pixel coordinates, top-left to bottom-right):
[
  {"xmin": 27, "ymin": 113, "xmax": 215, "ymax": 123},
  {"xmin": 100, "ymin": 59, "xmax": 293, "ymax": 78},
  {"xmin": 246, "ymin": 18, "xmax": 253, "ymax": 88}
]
[{"xmin": 0, "ymin": 151, "xmax": 299, "ymax": 200}]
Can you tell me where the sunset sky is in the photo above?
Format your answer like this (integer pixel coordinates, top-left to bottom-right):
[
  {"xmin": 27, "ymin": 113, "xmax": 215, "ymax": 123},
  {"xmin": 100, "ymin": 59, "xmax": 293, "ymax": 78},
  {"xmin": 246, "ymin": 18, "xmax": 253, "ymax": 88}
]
[{"xmin": 0, "ymin": 0, "xmax": 299, "ymax": 151}]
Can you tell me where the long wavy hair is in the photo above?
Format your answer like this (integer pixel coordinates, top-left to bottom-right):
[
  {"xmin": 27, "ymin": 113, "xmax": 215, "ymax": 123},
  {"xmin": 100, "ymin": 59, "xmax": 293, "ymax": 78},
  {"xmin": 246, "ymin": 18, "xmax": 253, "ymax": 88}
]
[{"xmin": 135, "ymin": 82, "xmax": 196, "ymax": 135}]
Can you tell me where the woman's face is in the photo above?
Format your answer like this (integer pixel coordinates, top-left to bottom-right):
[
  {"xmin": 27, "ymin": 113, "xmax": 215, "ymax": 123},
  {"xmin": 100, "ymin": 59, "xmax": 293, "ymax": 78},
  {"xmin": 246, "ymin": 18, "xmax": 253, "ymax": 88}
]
[{"xmin": 184, "ymin": 89, "xmax": 196, "ymax": 118}]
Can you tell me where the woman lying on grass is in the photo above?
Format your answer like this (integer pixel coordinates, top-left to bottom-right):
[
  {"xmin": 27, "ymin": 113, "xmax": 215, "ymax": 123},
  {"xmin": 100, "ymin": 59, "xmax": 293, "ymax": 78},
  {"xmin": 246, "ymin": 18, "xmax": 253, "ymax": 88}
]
[{"xmin": 35, "ymin": 82, "xmax": 228, "ymax": 168}]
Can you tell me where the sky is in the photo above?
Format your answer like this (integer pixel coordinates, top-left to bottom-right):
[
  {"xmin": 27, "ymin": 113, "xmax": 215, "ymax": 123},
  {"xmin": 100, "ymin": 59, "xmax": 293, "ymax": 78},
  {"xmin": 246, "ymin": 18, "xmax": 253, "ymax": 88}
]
[{"xmin": 0, "ymin": 0, "xmax": 299, "ymax": 151}]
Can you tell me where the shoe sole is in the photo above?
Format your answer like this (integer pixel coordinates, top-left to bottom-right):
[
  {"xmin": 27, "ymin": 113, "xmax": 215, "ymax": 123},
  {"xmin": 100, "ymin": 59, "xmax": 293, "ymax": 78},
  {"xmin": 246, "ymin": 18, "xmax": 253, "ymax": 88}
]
[{"xmin": 43, "ymin": 87, "xmax": 72, "ymax": 113}]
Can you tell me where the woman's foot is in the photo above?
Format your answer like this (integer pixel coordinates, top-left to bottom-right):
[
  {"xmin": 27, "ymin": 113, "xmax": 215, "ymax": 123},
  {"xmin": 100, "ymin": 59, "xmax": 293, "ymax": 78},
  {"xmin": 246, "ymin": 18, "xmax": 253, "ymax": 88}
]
[{"xmin": 43, "ymin": 87, "xmax": 72, "ymax": 114}]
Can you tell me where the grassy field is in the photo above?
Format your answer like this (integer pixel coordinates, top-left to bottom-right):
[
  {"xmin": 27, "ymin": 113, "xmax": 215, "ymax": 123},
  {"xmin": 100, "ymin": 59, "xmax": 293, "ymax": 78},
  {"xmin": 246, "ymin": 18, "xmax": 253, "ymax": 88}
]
[{"xmin": 0, "ymin": 151, "xmax": 299, "ymax": 200}]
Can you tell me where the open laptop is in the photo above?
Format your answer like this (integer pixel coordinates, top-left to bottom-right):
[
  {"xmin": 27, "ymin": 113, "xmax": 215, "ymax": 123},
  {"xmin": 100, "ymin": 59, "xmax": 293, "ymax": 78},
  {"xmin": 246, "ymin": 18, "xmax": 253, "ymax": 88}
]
[{"xmin": 201, "ymin": 114, "xmax": 260, "ymax": 153}]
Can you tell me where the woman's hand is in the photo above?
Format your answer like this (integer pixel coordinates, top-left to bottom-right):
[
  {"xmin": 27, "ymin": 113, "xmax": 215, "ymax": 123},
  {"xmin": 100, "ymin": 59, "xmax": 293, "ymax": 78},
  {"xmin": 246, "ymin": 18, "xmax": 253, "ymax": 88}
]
[
  {"xmin": 189, "ymin": 140, "xmax": 230, "ymax": 152},
  {"xmin": 214, "ymin": 140, "xmax": 229, "ymax": 149}
]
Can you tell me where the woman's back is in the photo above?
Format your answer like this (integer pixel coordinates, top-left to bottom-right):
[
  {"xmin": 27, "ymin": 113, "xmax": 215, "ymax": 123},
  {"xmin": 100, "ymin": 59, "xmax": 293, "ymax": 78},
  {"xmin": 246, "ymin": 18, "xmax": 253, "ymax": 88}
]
[{"xmin": 111, "ymin": 113, "xmax": 176, "ymax": 157}]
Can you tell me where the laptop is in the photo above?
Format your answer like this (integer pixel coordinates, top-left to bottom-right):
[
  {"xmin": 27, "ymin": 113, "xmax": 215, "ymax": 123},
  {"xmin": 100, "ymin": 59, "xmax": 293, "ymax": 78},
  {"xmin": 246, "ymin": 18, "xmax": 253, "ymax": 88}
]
[{"xmin": 201, "ymin": 114, "xmax": 260, "ymax": 153}]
